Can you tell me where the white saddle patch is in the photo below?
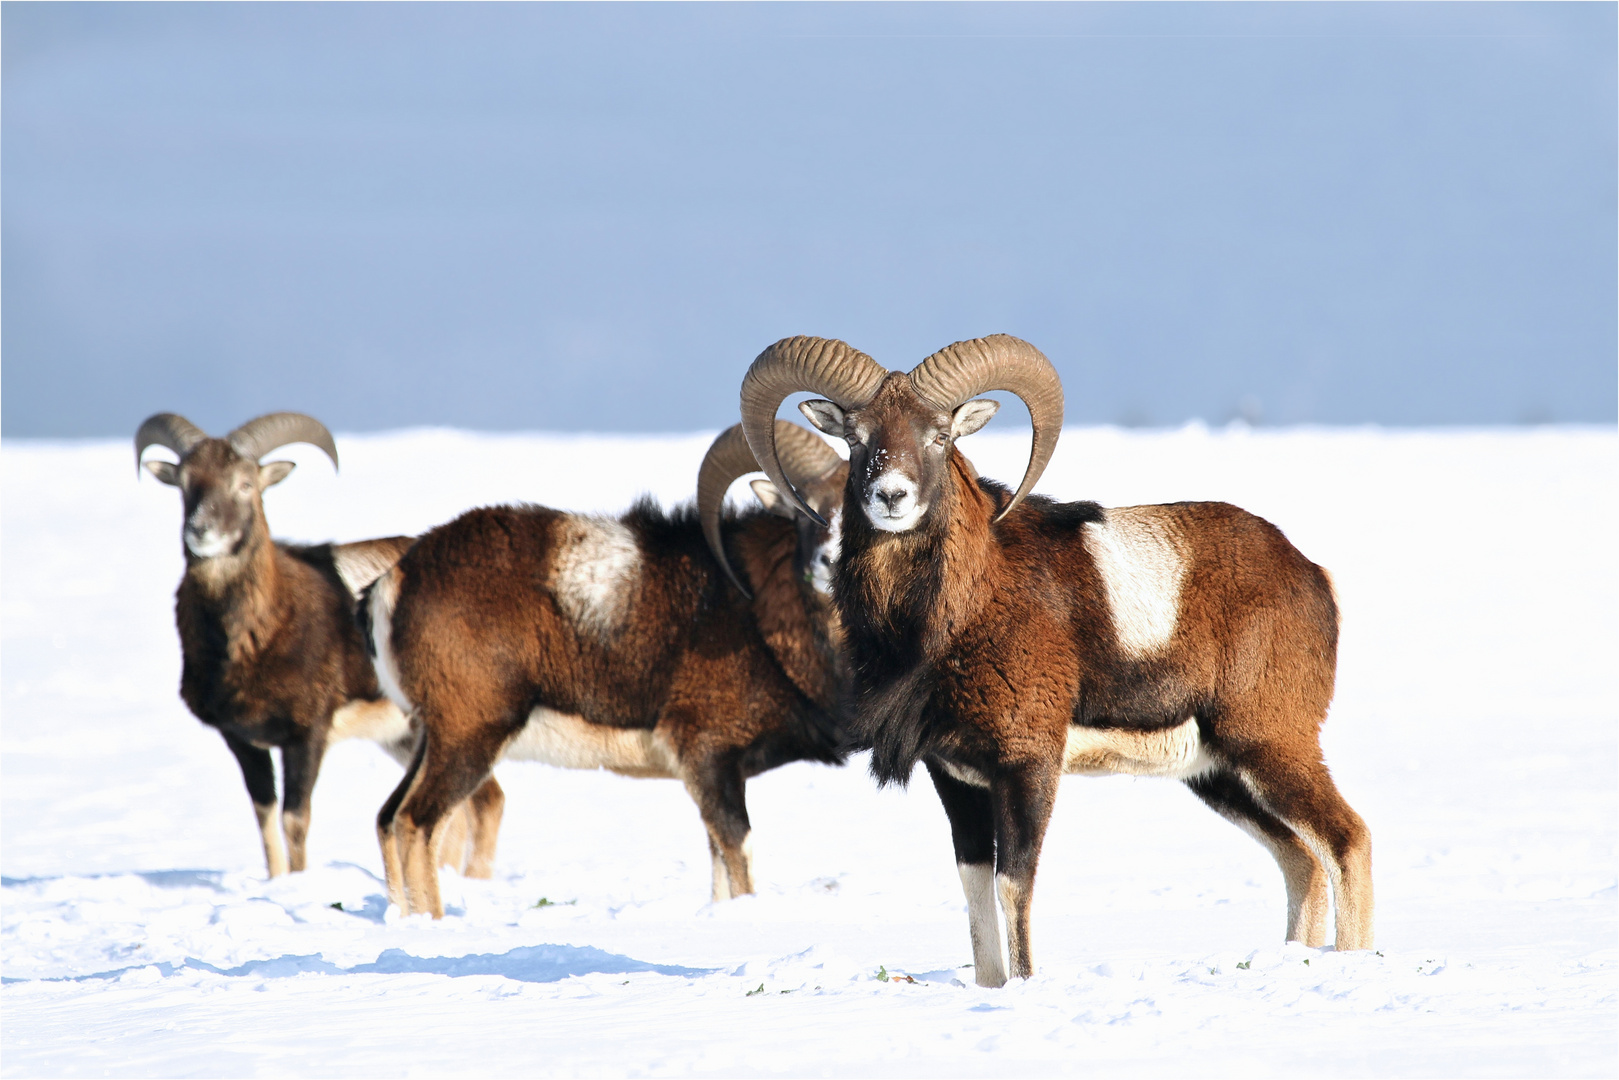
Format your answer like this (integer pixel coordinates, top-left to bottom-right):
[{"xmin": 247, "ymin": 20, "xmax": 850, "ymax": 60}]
[
  {"xmin": 1084, "ymin": 507, "xmax": 1189, "ymax": 659},
  {"xmin": 551, "ymin": 517, "xmax": 640, "ymax": 639},
  {"xmin": 1063, "ymin": 716, "xmax": 1212, "ymax": 779},
  {"xmin": 504, "ymin": 707, "xmax": 678, "ymax": 779},
  {"xmin": 329, "ymin": 697, "xmax": 411, "ymax": 744}
]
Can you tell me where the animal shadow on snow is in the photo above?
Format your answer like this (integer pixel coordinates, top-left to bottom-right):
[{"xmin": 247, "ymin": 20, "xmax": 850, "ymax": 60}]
[
  {"xmin": 30, "ymin": 945, "xmax": 713, "ymax": 986},
  {"xmin": 356, "ymin": 945, "xmax": 711, "ymax": 982},
  {"xmin": 1, "ymin": 870, "xmax": 230, "ymax": 894},
  {"xmin": 132, "ymin": 869, "xmax": 231, "ymax": 893}
]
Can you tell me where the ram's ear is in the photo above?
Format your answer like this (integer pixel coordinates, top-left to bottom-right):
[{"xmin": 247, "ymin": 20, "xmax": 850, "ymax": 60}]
[
  {"xmin": 749, "ymin": 479, "xmax": 799, "ymax": 520},
  {"xmin": 258, "ymin": 460, "xmax": 296, "ymax": 489},
  {"xmin": 950, "ymin": 399, "xmax": 1000, "ymax": 439},
  {"xmin": 798, "ymin": 399, "xmax": 846, "ymax": 437},
  {"xmin": 144, "ymin": 460, "xmax": 181, "ymax": 486}
]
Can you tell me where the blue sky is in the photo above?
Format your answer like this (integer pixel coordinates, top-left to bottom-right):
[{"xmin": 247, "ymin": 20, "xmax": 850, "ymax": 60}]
[{"xmin": 3, "ymin": 2, "xmax": 1614, "ymax": 436}]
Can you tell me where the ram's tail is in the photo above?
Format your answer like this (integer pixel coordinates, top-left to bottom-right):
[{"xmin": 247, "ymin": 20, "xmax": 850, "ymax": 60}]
[{"xmin": 1319, "ymin": 565, "xmax": 1341, "ymax": 627}]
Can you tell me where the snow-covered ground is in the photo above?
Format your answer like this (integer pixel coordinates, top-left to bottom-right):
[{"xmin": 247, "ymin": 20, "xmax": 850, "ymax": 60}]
[{"xmin": 3, "ymin": 425, "xmax": 1615, "ymax": 1078}]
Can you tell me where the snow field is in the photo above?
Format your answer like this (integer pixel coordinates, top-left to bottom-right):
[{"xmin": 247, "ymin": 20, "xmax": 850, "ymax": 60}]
[{"xmin": 3, "ymin": 425, "xmax": 1615, "ymax": 1076}]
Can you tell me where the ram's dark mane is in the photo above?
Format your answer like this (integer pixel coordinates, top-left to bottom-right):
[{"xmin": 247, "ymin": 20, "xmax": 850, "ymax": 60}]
[
  {"xmin": 972, "ymin": 476, "xmax": 1105, "ymax": 531},
  {"xmin": 629, "ymin": 495, "xmax": 769, "ymax": 535},
  {"xmin": 849, "ymin": 655, "xmax": 943, "ymax": 786},
  {"xmin": 1024, "ymin": 496, "xmax": 1106, "ymax": 530},
  {"xmin": 278, "ymin": 542, "xmax": 353, "ymax": 608},
  {"xmin": 830, "ymin": 484, "xmax": 947, "ymax": 784},
  {"xmin": 625, "ymin": 496, "xmax": 848, "ymax": 767},
  {"xmin": 625, "ymin": 496, "xmax": 780, "ymax": 605}
]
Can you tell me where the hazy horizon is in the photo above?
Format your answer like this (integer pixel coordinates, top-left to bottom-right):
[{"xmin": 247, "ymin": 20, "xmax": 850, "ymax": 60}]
[{"xmin": 4, "ymin": 2, "xmax": 1615, "ymax": 438}]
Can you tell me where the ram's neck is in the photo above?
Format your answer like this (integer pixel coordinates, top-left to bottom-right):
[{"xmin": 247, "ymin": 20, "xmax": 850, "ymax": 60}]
[
  {"xmin": 182, "ymin": 530, "xmax": 285, "ymax": 664},
  {"xmin": 730, "ymin": 514, "xmax": 841, "ymax": 711},
  {"xmin": 932, "ymin": 453, "xmax": 1000, "ymax": 643},
  {"xmin": 840, "ymin": 450, "xmax": 999, "ymax": 663}
]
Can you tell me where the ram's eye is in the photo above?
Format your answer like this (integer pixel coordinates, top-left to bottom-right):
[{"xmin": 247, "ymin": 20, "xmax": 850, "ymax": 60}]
[{"xmin": 932, "ymin": 432, "xmax": 948, "ymax": 446}]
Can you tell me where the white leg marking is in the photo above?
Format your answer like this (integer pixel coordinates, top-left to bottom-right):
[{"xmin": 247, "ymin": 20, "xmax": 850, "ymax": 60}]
[
  {"xmin": 713, "ymin": 829, "xmax": 755, "ymax": 901},
  {"xmin": 1236, "ymin": 769, "xmax": 1374, "ymax": 951},
  {"xmin": 551, "ymin": 517, "xmax": 641, "ymax": 639},
  {"xmin": 995, "ymin": 873, "xmax": 1031, "ymax": 980},
  {"xmin": 255, "ymin": 801, "xmax": 288, "ymax": 878},
  {"xmin": 1285, "ymin": 819, "xmax": 1373, "ymax": 951},
  {"xmin": 958, "ymin": 863, "xmax": 1007, "ymax": 988},
  {"xmin": 1063, "ymin": 716, "xmax": 1212, "ymax": 779},
  {"xmin": 1219, "ymin": 811, "xmax": 1329, "ymax": 946},
  {"xmin": 710, "ymin": 842, "xmax": 732, "ymax": 902},
  {"xmin": 1083, "ymin": 507, "xmax": 1189, "ymax": 659},
  {"xmin": 435, "ymin": 803, "xmax": 471, "ymax": 873}
]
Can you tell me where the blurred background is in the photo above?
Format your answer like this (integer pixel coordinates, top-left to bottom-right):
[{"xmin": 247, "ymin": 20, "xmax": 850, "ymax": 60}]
[{"xmin": 3, "ymin": 1, "xmax": 1614, "ymax": 438}]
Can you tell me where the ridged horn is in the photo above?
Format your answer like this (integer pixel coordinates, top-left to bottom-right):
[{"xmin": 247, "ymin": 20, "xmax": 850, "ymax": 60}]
[
  {"xmin": 907, "ymin": 334, "xmax": 1064, "ymax": 520},
  {"xmin": 739, "ymin": 336, "xmax": 888, "ymax": 525},
  {"xmin": 698, "ymin": 421, "xmax": 842, "ymax": 598},
  {"xmin": 134, "ymin": 413, "xmax": 208, "ymax": 474},
  {"xmin": 226, "ymin": 412, "xmax": 339, "ymax": 470}
]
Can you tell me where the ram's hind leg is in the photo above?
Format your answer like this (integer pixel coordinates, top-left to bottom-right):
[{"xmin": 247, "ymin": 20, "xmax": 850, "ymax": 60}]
[
  {"xmin": 377, "ymin": 733, "xmax": 428, "ymax": 911},
  {"xmin": 925, "ymin": 760, "xmax": 1006, "ymax": 988},
  {"xmin": 378, "ymin": 728, "xmax": 472, "ymax": 879},
  {"xmin": 991, "ymin": 764, "xmax": 1061, "ymax": 982},
  {"xmin": 395, "ymin": 722, "xmax": 507, "ymax": 918},
  {"xmin": 436, "ymin": 804, "xmax": 470, "ymax": 872},
  {"xmin": 1187, "ymin": 768, "xmax": 1330, "ymax": 946},
  {"xmin": 1235, "ymin": 745, "xmax": 1373, "ymax": 951},
  {"xmin": 462, "ymin": 776, "xmax": 505, "ymax": 879},
  {"xmin": 683, "ymin": 755, "xmax": 753, "ymax": 901}
]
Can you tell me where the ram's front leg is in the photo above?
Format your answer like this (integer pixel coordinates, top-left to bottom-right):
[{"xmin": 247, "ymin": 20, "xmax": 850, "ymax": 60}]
[
  {"xmin": 925, "ymin": 759, "xmax": 1006, "ymax": 988},
  {"xmin": 222, "ymin": 731, "xmax": 287, "ymax": 878},
  {"xmin": 279, "ymin": 732, "xmax": 328, "ymax": 873},
  {"xmin": 991, "ymin": 763, "xmax": 1060, "ymax": 981},
  {"xmin": 682, "ymin": 753, "xmax": 754, "ymax": 901}
]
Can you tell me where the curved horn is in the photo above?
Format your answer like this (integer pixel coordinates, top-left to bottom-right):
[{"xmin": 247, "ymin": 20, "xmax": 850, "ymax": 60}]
[
  {"xmin": 698, "ymin": 421, "xmax": 842, "ymax": 597},
  {"xmin": 134, "ymin": 413, "xmax": 208, "ymax": 473},
  {"xmin": 226, "ymin": 412, "xmax": 339, "ymax": 470},
  {"xmin": 739, "ymin": 336, "xmax": 888, "ymax": 525},
  {"xmin": 907, "ymin": 334, "xmax": 1064, "ymax": 521}
]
